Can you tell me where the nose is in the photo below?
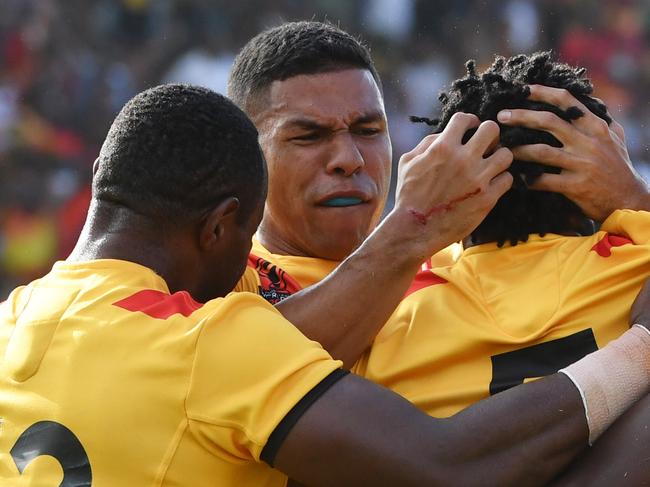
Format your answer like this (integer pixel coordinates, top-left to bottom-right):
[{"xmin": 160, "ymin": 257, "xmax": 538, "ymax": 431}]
[{"xmin": 325, "ymin": 132, "xmax": 365, "ymax": 176}]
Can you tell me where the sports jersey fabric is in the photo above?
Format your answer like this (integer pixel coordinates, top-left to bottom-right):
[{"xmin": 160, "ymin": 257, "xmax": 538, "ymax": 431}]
[
  {"xmin": 235, "ymin": 239, "xmax": 339, "ymax": 302},
  {"xmin": 0, "ymin": 259, "xmax": 342, "ymax": 486},
  {"xmin": 235, "ymin": 238, "xmax": 462, "ymax": 303},
  {"xmin": 238, "ymin": 212, "xmax": 650, "ymax": 418},
  {"xmin": 353, "ymin": 210, "xmax": 650, "ymax": 417}
]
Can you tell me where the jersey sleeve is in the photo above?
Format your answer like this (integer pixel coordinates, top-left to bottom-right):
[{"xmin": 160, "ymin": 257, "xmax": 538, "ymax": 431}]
[
  {"xmin": 185, "ymin": 292, "xmax": 343, "ymax": 462},
  {"xmin": 600, "ymin": 209, "xmax": 650, "ymax": 244},
  {"xmin": 232, "ymin": 265, "xmax": 261, "ymax": 294}
]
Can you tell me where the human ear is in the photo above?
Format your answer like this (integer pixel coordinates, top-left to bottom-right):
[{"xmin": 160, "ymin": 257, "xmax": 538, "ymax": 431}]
[{"xmin": 198, "ymin": 197, "xmax": 240, "ymax": 250}]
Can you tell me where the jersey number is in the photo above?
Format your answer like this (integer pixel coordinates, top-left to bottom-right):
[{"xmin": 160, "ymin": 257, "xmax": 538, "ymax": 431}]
[
  {"xmin": 490, "ymin": 329, "xmax": 599, "ymax": 395},
  {"xmin": 10, "ymin": 420, "xmax": 92, "ymax": 486}
]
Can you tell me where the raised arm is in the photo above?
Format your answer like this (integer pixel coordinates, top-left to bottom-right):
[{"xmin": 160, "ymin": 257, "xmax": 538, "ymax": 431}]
[
  {"xmin": 276, "ymin": 113, "xmax": 513, "ymax": 367},
  {"xmin": 496, "ymin": 84, "xmax": 650, "ymax": 221}
]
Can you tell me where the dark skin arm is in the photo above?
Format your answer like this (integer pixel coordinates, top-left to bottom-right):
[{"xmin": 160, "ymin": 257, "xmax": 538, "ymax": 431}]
[
  {"xmin": 550, "ymin": 394, "xmax": 650, "ymax": 487},
  {"xmin": 279, "ymin": 286, "xmax": 650, "ymax": 487},
  {"xmin": 551, "ymin": 282, "xmax": 650, "ymax": 486},
  {"xmin": 277, "ymin": 113, "xmax": 513, "ymax": 368},
  {"xmin": 276, "ymin": 372, "xmax": 586, "ymax": 487}
]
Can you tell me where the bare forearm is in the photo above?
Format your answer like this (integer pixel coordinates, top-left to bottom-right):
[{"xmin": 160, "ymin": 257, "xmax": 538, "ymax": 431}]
[
  {"xmin": 550, "ymin": 393, "xmax": 650, "ymax": 486},
  {"xmin": 277, "ymin": 374, "xmax": 589, "ymax": 487},
  {"xmin": 440, "ymin": 373, "xmax": 588, "ymax": 486},
  {"xmin": 276, "ymin": 211, "xmax": 442, "ymax": 368}
]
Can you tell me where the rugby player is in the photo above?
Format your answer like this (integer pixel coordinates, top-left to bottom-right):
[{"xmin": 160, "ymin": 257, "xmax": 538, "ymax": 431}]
[
  {"xmin": 2, "ymin": 84, "xmax": 650, "ymax": 486},
  {"xmin": 359, "ymin": 51, "xmax": 650, "ymax": 482},
  {"xmin": 230, "ymin": 22, "xmax": 650, "ymax": 369},
  {"xmin": 228, "ymin": 22, "xmax": 650, "ymax": 483}
]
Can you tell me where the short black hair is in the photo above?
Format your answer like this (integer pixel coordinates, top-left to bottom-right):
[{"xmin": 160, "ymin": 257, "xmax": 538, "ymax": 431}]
[
  {"xmin": 413, "ymin": 51, "xmax": 610, "ymax": 246},
  {"xmin": 94, "ymin": 84, "xmax": 266, "ymax": 225},
  {"xmin": 228, "ymin": 21, "xmax": 381, "ymax": 116}
]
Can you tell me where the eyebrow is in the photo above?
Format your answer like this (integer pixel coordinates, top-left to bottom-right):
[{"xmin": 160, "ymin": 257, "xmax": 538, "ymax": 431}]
[{"xmin": 281, "ymin": 110, "xmax": 386, "ymax": 131}]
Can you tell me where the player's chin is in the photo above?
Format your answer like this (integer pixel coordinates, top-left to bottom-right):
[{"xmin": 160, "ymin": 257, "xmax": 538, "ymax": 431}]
[
  {"xmin": 313, "ymin": 201, "xmax": 380, "ymax": 228},
  {"xmin": 311, "ymin": 220, "xmax": 373, "ymax": 260}
]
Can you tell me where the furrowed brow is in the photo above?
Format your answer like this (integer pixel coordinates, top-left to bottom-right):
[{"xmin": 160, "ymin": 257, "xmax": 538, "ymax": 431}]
[
  {"xmin": 280, "ymin": 111, "xmax": 386, "ymax": 132},
  {"xmin": 353, "ymin": 111, "xmax": 386, "ymax": 125},
  {"xmin": 281, "ymin": 118, "xmax": 330, "ymax": 131}
]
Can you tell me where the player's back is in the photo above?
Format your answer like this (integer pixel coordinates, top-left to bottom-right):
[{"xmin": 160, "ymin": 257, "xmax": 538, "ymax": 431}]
[
  {"xmin": 354, "ymin": 210, "xmax": 650, "ymax": 417},
  {"xmin": 0, "ymin": 259, "xmax": 292, "ymax": 486}
]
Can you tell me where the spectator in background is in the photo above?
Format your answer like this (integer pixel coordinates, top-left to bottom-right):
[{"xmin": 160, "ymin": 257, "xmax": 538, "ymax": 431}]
[{"xmin": 3, "ymin": 0, "xmax": 650, "ymax": 297}]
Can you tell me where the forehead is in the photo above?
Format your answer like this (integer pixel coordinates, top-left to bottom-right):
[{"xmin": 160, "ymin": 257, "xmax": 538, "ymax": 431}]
[{"xmin": 258, "ymin": 69, "xmax": 386, "ymax": 127}]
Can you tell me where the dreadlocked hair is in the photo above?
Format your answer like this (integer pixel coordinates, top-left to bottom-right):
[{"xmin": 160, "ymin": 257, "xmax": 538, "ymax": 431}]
[{"xmin": 412, "ymin": 51, "xmax": 610, "ymax": 247}]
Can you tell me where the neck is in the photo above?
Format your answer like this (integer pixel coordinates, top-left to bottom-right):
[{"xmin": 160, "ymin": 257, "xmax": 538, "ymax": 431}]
[
  {"xmin": 68, "ymin": 201, "xmax": 196, "ymax": 294},
  {"xmin": 256, "ymin": 217, "xmax": 310, "ymax": 257}
]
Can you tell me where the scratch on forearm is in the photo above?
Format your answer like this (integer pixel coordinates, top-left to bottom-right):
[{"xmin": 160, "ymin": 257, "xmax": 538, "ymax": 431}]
[{"xmin": 409, "ymin": 188, "xmax": 481, "ymax": 225}]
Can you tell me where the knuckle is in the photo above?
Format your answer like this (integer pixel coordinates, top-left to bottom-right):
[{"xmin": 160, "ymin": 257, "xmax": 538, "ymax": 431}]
[
  {"xmin": 494, "ymin": 147, "xmax": 513, "ymax": 164},
  {"xmin": 449, "ymin": 113, "xmax": 465, "ymax": 124},
  {"xmin": 539, "ymin": 111, "xmax": 556, "ymax": 126},
  {"xmin": 552, "ymin": 88, "xmax": 571, "ymax": 105},
  {"xmin": 593, "ymin": 118, "xmax": 610, "ymax": 137},
  {"xmin": 398, "ymin": 153, "xmax": 412, "ymax": 166},
  {"xmin": 453, "ymin": 112, "xmax": 477, "ymax": 125},
  {"xmin": 482, "ymin": 119, "xmax": 499, "ymax": 131},
  {"xmin": 483, "ymin": 121, "xmax": 500, "ymax": 139},
  {"xmin": 538, "ymin": 144, "xmax": 554, "ymax": 159},
  {"xmin": 432, "ymin": 140, "xmax": 453, "ymax": 158},
  {"xmin": 424, "ymin": 133, "xmax": 439, "ymax": 143}
]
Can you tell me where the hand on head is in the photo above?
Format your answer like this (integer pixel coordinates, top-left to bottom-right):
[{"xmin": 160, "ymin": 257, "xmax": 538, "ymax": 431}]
[
  {"xmin": 498, "ymin": 84, "xmax": 650, "ymax": 222},
  {"xmin": 391, "ymin": 112, "xmax": 513, "ymax": 258}
]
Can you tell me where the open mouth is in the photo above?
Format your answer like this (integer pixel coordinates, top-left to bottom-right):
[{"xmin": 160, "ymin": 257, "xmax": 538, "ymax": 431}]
[{"xmin": 321, "ymin": 197, "xmax": 366, "ymax": 207}]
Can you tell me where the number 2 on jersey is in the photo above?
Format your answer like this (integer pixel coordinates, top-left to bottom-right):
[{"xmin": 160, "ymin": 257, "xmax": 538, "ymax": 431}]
[{"xmin": 10, "ymin": 420, "xmax": 92, "ymax": 486}]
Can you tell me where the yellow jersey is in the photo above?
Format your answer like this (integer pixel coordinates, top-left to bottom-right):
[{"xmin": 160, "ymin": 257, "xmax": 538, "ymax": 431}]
[
  {"xmin": 353, "ymin": 210, "xmax": 650, "ymax": 417},
  {"xmin": 235, "ymin": 238, "xmax": 462, "ymax": 302},
  {"xmin": 0, "ymin": 259, "xmax": 342, "ymax": 486}
]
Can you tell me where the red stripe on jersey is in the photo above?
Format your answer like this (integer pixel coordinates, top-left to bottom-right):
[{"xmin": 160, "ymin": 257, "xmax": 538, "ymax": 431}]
[
  {"xmin": 403, "ymin": 269, "xmax": 448, "ymax": 299},
  {"xmin": 590, "ymin": 233, "xmax": 633, "ymax": 257},
  {"xmin": 113, "ymin": 289, "xmax": 204, "ymax": 319}
]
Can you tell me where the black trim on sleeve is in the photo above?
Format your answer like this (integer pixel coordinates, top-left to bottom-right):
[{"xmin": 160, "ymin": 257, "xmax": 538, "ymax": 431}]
[{"xmin": 261, "ymin": 368, "xmax": 349, "ymax": 466}]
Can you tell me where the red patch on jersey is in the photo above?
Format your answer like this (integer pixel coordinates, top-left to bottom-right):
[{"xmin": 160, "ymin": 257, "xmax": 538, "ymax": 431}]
[
  {"xmin": 590, "ymin": 233, "xmax": 633, "ymax": 257},
  {"xmin": 113, "ymin": 289, "xmax": 204, "ymax": 319},
  {"xmin": 248, "ymin": 254, "xmax": 302, "ymax": 304},
  {"xmin": 403, "ymin": 269, "xmax": 448, "ymax": 299}
]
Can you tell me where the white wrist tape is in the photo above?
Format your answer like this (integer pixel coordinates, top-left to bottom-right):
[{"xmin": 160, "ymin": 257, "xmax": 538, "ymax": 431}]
[{"xmin": 559, "ymin": 325, "xmax": 650, "ymax": 445}]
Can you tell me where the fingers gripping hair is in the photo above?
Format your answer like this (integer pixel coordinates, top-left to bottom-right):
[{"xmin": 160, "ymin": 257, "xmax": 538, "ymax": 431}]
[{"xmin": 410, "ymin": 51, "xmax": 611, "ymax": 246}]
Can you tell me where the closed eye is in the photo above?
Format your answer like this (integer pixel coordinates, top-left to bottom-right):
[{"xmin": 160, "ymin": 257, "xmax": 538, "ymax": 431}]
[{"xmin": 292, "ymin": 132, "xmax": 322, "ymax": 142}]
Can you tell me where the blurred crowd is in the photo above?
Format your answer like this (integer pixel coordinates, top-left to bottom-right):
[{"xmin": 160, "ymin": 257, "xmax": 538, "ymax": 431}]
[{"xmin": 2, "ymin": 0, "xmax": 650, "ymax": 296}]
